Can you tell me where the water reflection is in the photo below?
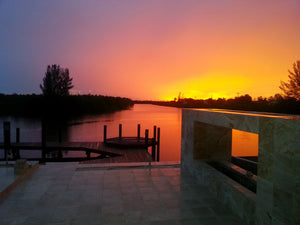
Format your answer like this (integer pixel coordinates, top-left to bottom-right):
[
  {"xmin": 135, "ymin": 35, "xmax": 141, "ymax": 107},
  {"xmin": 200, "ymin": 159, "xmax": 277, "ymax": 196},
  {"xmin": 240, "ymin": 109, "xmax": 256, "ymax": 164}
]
[
  {"xmin": 0, "ymin": 104, "xmax": 182, "ymax": 161},
  {"xmin": 232, "ymin": 129, "xmax": 258, "ymax": 157}
]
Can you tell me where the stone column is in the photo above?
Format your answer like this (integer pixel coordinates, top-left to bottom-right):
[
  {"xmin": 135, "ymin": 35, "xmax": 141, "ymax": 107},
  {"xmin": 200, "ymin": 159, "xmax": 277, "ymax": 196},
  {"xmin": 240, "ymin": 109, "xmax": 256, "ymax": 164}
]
[
  {"xmin": 256, "ymin": 117, "xmax": 275, "ymax": 225},
  {"xmin": 272, "ymin": 119, "xmax": 300, "ymax": 225},
  {"xmin": 256, "ymin": 118, "xmax": 300, "ymax": 225}
]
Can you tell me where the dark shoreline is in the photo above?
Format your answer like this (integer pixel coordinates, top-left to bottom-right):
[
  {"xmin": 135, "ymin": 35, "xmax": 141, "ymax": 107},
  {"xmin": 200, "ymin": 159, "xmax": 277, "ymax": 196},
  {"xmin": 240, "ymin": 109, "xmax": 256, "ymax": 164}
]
[
  {"xmin": 0, "ymin": 94, "xmax": 134, "ymax": 118},
  {"xmin": 135, "ymin": 95, "xmax": 300, "ymax": 115}
]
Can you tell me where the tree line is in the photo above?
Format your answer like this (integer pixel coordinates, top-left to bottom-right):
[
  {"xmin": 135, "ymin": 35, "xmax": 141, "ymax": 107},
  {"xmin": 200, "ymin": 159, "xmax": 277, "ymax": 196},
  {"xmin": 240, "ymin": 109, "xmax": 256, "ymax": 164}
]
[
  {"xmin": 140, "ymin": 61, "xmax": 300, "ymax": 115},
  {"xmin": 0, "ymin": 64, "xmax": 133, "ymax": 117},
  {"xmin": 0, "ymin": 94, "xmax": 133, "ymax": 117},
  {"xmin": 140, "ymin": 93, "xmax": 300, "ymax": 115}
]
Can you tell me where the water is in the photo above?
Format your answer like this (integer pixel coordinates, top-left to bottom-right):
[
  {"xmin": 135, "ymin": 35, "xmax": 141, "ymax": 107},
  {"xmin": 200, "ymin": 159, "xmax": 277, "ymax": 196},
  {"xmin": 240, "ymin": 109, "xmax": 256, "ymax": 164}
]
[
  {"xmin": 0, "ymin": 104, "xmax": 258, "ymax": 161},
  {"xmin": 0, "ymin": 104, "xmax": 182, "ymax": 161},
  {"xmin": 232, "ymin": 129, "xmax": 258, "ymax": 157}
]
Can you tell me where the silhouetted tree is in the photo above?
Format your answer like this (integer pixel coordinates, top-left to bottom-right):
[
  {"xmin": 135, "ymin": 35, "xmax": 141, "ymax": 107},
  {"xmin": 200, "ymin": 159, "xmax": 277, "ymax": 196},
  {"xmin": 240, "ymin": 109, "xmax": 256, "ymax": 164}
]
[
  {"xmin": 234, "ymin": 94, "xmax": 252, "ymax": 104},
  {"xmin": 279, "ymin": 61, "xmax": 300, "ymax": 99},
  {"xmin": 40, "ymin": 64, "xmax": 73, "ymax": 96}
]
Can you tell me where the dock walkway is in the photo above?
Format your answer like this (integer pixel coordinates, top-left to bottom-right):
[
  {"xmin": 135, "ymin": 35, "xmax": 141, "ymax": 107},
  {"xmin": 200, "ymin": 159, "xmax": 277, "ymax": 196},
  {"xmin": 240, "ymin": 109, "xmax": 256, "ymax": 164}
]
[{"xmin": 0, "ymin": 141, "xmax": 151, "ymax": 163}]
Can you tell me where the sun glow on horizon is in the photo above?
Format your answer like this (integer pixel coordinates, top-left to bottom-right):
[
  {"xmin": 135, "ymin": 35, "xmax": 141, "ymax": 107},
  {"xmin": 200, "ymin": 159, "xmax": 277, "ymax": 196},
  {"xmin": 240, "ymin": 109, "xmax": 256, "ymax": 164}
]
[{"xmin": 159, "ymin": 73, "xmax": 251, "ymax": 101}]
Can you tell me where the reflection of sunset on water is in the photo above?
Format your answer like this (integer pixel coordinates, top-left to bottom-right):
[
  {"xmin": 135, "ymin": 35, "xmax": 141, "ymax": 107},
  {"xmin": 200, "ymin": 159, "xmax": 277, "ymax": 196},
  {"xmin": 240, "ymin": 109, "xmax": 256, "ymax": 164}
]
[
  {"xmin": 232, "ymin": 129, "xmax": 258, "ymax": 157},
  {"xmin": 67, "ymin": 104, "xmax": 182, "ymax": 161}
]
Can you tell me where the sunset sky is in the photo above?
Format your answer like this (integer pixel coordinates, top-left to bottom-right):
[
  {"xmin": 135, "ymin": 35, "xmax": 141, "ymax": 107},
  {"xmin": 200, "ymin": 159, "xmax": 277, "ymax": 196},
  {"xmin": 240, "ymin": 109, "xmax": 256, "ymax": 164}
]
[{"xmin": 1, "ymin": 0, "xmax": 299, "ymax": 100}]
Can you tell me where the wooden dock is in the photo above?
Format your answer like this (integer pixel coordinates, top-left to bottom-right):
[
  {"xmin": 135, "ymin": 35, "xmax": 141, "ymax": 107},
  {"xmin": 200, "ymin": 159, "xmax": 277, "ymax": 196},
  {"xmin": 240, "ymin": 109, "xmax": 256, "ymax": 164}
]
[
  {"xmin": 1, "ymin": 122, "xmax": 159, "ymax": 163},
  {"xmin": 80, "ymin": 143, "xmax": 151, "ymax": 164},
  {"xmin": 0, "ymin": 141, "xmax": 152, "ymax": 163},
  {"xmin": 104, "ymin": 137, "xmax": 155, "ymax": 148},
  {"xmin": 0, "ymin": 141, "xmax": 116, "ymax": 155}
]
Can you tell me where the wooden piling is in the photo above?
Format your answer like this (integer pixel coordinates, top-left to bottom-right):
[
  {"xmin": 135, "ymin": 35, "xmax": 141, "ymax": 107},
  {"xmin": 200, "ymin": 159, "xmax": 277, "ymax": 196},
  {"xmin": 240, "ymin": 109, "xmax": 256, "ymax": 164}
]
[
  {"xmin": 3, "ymin": 122, "xmax": 11, "ymax": 161},
  {"xmin": 15, "ymin": 128, "xmax": 20, "ymax": 159},
  {"xmin": 119, "ymin": 124, "xmax": 122, "ymax": 138},
  {"xmin": 145, "ymin": 129, "xmax": 149, "ymax": 149},
  {"xmin": 41, "ymin": 121, "xmax": 46, "ymax": 162},
  {"xmin": 153, "ymin": 125, "xmax": 157, "ymax": 140},
  {"xmin": 57, "ymin": 127, "xmax": 63, "ymax": 158},
  {"xmin": 16, "ymin": 128, "xmax": 20, "ymax": 143},
  {"xmin": 58, "ymin": 127, "xmax": 62, "ymax": 143},
  {"xmin": 151, "ymin": 126, "xmax": 157, "ymax": 161},
  {"xmin": 104, "ymin": 125, "xmax": 107, "ymax": 143},
  {"xmin": 157, "ymin": 128, "xmax": 160, "ymax": 162},
  {"xmin": 151, "ymin": 143, "xmax": 156, "ymax": 161},
  {"xmin": 137, "ymin": 124, "xmax": 141, "ymax": 140}
]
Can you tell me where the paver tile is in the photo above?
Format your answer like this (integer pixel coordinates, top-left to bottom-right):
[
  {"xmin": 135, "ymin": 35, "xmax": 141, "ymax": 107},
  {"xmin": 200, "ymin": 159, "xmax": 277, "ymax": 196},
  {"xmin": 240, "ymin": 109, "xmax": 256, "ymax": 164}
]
[{"xmin": 0, "ymin": 163, "xmax": 248, "ymax": 225}]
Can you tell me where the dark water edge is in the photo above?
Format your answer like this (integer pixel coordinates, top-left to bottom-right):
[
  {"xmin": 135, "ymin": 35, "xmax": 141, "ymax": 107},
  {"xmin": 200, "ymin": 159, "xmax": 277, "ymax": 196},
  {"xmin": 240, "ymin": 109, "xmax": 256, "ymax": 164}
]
[
  {"xmin": 0, "ymin": 94, "xmax": 134, "ymax": 117},
  {"xmin": 0, "ymin": 95, "xmax": 133, "ymax": 161}
]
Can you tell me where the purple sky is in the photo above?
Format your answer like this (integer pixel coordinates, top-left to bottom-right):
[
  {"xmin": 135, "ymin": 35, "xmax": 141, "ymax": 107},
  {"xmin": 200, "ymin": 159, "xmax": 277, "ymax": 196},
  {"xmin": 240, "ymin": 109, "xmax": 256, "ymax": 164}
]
[{"xmin": 1, "ymin": 0, "xmax": 300, "ymax": 100}]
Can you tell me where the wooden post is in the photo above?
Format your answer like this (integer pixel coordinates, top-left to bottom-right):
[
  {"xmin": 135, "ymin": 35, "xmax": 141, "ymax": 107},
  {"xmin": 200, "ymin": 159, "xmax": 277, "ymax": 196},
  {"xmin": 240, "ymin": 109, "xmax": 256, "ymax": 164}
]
[
  {"xmin": 157, "ymin": 128, "xmax": 160, "ymax": 162},
  {"xmin": 151, "ymin": 143, "xmax": 156, "ymax": 161},
  {"xmin": 119, "ymin": 124, "xmax": 122, "ymax": 138},
  {"xmin": 145, "ymin": 129, "xmax": 149, "ymax": 149},
  {"xmin": 15, "ymin": 128, "xmax": 20, "ymax": 159},
  {"xmin": 16, "ymin": 128, "xmax": 20, "ymax": 143},
  {"xmin": 153, "ymin": 125, "xmax": 157, "ymax": 140},
  {"xmin": 104, "ymin": 125, "xmax": 107, "ymax": 143},
  {"xmin": 152, "ymin": 126, "xmax": 157, "ymax": 161},
  {"xmin": 58, "ymin": 127, "xmax": 62, "ymax": 143},
  {"xmin": 137, "ymin": 124, "xmax": 141, "ymax": 140},
  {"xmin": 58, "ymin": 127, "xmax": 62, "ymax": 159},
  {"xmin": 41, "ymin": 121, "xmax": 46, "ymax": 163},
  {"xmin": 3, "ymin": 122, "xmax": 11, "ymax": 162}
]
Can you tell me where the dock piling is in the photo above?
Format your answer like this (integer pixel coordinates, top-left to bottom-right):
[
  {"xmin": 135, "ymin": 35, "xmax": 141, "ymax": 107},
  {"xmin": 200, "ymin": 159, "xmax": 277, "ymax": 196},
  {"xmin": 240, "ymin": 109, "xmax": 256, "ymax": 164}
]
[
  {"xmin": 14, "ymin": 128, "xmax": 21, "ymax": 159},
  {"xmin": 16, "ymin": 128, "xmax": 20, "ymax": 143},
  {"xmin": 119, "ymin": 124, "xmax": 122, "ymax": 138},
  {"xmin": 3, "ymin": 122, "xmax": 11, "ymax": 162},
  {"xmin": 157, "ymin": 128, "xmax": 160, "ymax": 162},
  {"xmin": 152, "ymin": 126, "xmax": 157, "ymax": 161},
  {"xmin": 41, "ymin": 121, "xmax": 46, "ymax": 163},
  {"xmin": 104, "ymin": 125, "xmax": 107, "ymax": 143},
  {"xmin": 58, "ymin": 127, "xmax": 63, "ymax": 158},
  {"xmin": 145, "ymin": 129, "xmax": 149, "ymax": 149},
  {"xmin": 58, "ymin": 127, "xmax": 62, "ymax": 143},
  {"xmin": 151, "ymin": 143, "xmax": 156, "ymax": 161},
  {"xmin": 153, "ymin": 125, "xmax": 157, "ymax": 140},
  {"xmin": 137, "ymin": 124, "xmax": 141, "ymax": 140}
]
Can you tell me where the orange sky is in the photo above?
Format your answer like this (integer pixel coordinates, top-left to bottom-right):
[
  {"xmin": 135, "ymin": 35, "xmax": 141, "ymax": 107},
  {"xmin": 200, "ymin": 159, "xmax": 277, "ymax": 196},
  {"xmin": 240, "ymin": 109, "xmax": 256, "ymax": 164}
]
[{"xmin": 1, "ymin": 1, "xmax": 300, "ymax": 100}]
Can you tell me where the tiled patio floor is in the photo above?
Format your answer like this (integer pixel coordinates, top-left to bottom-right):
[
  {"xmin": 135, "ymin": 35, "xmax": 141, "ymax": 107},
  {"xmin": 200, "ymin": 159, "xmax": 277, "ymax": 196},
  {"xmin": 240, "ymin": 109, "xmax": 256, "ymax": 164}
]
[
  {"xmin": 0, "ymin": 164, "xmax": 16, "ymax": 193},
  {"xmin": 0, "ymin": 162, "xmax": 247, "ymax": 225}
]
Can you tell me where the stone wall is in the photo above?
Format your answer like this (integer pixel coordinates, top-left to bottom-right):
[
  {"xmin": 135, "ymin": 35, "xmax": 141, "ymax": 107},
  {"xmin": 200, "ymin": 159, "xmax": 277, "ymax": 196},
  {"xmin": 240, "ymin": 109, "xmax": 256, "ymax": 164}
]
[{"xmin": 181, "ymin": 109, "xmax": 300, "ymax": 225}]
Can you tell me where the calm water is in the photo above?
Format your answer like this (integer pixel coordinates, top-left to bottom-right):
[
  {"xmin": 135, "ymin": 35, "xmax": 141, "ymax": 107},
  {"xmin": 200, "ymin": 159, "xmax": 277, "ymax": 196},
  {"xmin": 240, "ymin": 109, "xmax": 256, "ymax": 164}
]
[
  {"xmin": 0, "ymin": 104, "xmax": 182, "ymax": 161},
  {"xmin": 0, "ymin": 104, "xmax": 258, "ymax": 161}
]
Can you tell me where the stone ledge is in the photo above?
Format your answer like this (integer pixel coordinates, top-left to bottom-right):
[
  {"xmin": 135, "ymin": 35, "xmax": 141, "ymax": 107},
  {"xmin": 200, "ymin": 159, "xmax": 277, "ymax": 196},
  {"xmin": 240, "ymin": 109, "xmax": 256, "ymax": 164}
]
[{"xmin": 183, "ymin": 160, "xmax": 256, "ymax": 225}]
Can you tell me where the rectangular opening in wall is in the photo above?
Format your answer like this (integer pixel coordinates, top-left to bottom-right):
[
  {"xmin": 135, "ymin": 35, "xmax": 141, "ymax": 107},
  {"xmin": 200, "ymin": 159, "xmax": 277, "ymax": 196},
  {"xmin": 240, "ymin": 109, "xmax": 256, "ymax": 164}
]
[{"xmin": 232, "ymin": 129, "xmax": 258, "ymax": 157}]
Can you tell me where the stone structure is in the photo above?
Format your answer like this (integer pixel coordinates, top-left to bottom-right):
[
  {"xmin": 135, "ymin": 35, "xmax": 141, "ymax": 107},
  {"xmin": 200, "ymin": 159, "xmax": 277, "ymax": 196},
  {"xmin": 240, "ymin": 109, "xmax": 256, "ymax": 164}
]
[{"xmin": 181, "ymin": 109, "xmax": 300, "ymax": 225}]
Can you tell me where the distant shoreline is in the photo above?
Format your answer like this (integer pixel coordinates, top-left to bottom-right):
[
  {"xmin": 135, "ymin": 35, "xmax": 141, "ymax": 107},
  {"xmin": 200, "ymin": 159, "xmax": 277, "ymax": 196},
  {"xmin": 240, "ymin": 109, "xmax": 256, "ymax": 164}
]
[{"xmin": 135, "ymin": 96, "xmax": 300, "ymax": 115}]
